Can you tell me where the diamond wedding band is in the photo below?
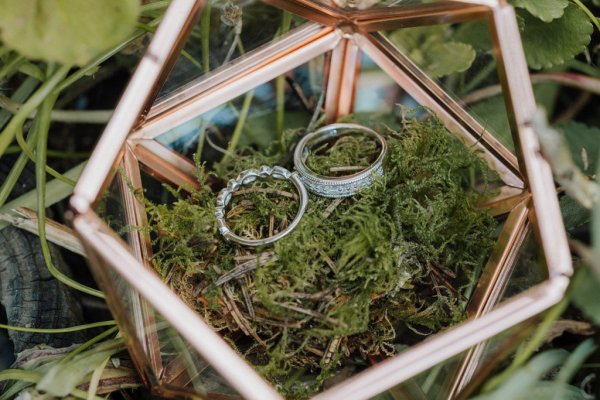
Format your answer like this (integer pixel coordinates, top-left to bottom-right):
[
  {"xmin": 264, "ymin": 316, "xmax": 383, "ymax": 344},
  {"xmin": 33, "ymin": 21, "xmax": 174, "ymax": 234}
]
[
  {"xmin": 215, "ymin": 166, "xmax": 308, "ymax": 247},
  {"xmin": 293, "ymin": 123, "xmax": 387, "ymax": 198}
]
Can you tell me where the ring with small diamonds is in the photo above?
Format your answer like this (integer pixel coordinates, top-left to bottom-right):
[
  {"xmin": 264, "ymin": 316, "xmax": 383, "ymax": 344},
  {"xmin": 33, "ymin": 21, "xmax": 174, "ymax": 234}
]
[
  {"xmin": 293, "ymin": 123, "xmax": 387, "ymax": 198},
  {"xmin": 215, "ymin": 166, "xmax": 308, "ymax": 247}
]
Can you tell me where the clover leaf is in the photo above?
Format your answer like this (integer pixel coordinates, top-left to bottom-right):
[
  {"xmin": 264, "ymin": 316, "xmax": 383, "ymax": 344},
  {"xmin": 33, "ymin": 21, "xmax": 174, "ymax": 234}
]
[
  {"xmin": 511, "ymin": 0, "xmax": 568, "ymax": 22},
  {"xmin": 520, "ymin": 4, "xmax": 593, "ymax": 70}
]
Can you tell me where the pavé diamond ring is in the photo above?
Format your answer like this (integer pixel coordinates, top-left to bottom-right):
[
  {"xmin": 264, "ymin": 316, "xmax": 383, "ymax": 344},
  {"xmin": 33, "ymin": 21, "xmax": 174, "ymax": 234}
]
[
  {"xmin": 215, "ymin": 166, "xmax": 308, "ymax": 247},
  {"xmin": 293, "ymin": 123, "xmax": 387, "ymax": 198}
]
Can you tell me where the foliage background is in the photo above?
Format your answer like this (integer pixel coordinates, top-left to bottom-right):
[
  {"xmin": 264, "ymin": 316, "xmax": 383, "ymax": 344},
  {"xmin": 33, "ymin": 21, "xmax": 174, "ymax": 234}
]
[{"xmin": 1, "ymin": 0, "xmax": 600, "ymax": 399}]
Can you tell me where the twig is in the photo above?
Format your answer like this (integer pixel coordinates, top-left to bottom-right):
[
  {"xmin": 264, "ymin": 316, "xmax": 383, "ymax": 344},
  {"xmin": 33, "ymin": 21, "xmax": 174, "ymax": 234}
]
[
  {"xmin": 319, "ymin": 249, "xmax": 338, "ymax": 274},
  {"xmin": 0, "ymin": 93, "xmax": 112, "ymax": 124},
  {"xmin": 462, "ymin": 73, "xmax": 600, "ymax": 105},
  {"xmin": 237, "ymin": 275, "xmax": 255, "ymax": 320},
  {"xmin": 0, "ymin": 207, "xmax": 85, "ymax": 256},
  {"xmin": 276, "ymin": 303, "xmax": 347, "ymax": 328},
  {"xmin": 329, "ymin": 166, "xmax": 366, "ymax": 173},
  {"xmin": 268, "ymin": 214, "xmax": 275, "ymax": 237},
  {"xmin": 430, "ymin": 264, "xmax": 466, "ymax": 302},
  {"xmin": 233, "ymin": 187, "xmax": 299, "ymax": 200},
  {"xmin": 322, "ymin": 336, "xmax": 342, "ymax": 368},
  {"xmin": 215, "ymin": 253, "xmax": 278, "ymax": 286},
  {"xmin": 554, "ymin": 91, "xmax": 591, "ymax": 124},
  {"xmin": 321, "ymin": 198, "xmax": 344, "ymax": 220},
  {"xmin": 222, "ymin": 285, "xmax": 266, "ymax": 347}
]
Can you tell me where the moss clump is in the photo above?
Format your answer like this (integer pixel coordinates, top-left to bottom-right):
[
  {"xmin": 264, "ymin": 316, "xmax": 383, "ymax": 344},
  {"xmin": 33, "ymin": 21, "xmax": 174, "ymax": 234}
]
[{"xmin": 144, "ymin": 110, "xmax": 498, "ymax": 399}]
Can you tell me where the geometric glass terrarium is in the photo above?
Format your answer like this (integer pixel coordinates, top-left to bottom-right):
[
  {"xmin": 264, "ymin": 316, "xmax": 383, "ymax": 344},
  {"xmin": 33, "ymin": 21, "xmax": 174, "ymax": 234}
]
[{"xmin": 69, "ymin": 0, "xmax": 572, "ymax": 398}]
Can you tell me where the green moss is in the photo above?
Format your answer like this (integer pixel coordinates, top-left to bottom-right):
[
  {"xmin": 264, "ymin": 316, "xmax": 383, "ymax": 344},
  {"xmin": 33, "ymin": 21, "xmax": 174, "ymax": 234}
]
[{"xmin": 143, "ymin": 109, "xmax": 498, "ymax": 399}]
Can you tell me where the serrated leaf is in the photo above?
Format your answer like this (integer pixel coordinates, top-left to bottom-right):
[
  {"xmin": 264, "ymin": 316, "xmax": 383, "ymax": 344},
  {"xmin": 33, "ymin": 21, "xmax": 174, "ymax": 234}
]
[
  {"xmin": 511, "ymin": 0, "xmax": 568, "ymax": 22},
  {"xmin": 520, "ymin": 4, "xmax": 593, "ymax": 70},
  {"xmin": 425, "ymin": 42, "xmax": 476, "ymax": 78},
  {"xmin": 0, "ymin": 0, "xmax": 140, "ymax": 66},
  {"xmin": 389, "ymin": 26, "xmax": 476, "ymax": 78}
]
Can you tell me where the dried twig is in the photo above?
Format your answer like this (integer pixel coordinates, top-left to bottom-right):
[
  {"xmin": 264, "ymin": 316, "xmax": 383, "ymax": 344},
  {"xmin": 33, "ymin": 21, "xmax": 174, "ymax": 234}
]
[
  {"xmin": 321, "ymin": 198, "xmax": 344, "ymax": 220},
  {"xmin": 233, "ymin": 187, "xmax": 299, "ymax": 201},
  {"xmin": 215, "ymin": 252, "xmax": 277, "ymax": 286},
  {"xmin": 329, "ymin": 166, "xmax": 366, "ymax": 173}
]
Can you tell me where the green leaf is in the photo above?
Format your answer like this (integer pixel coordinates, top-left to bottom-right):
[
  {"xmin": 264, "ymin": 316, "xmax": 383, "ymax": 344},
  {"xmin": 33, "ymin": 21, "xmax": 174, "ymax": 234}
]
[
  {"xmin": 572, "ymin": 267, "xmax": 600, "ymax": 325},
  {"xmin": 453, "ymin": 22, "xmax": 492, "ymax": 52},
  {"xmin": 0, "ymin": 0, "xmax": 140, "ymax": 66},
  {"xmin": 511, "ymin": 0, "xmax": 568, "ymax": 22},
  {"xmin": 425, "ymin": 42, "xmax": 476, "ymax": 78},
  {"xmin": 475, "ymin": 349, "xmax": 569, "ymax": 400},
  {"xmin": 388, "ymin": 26, "xmax": 476, "ymax": 78},
  {"xmin": 520, "ymin": 4, "xmax": 593, "ymax": 70},
  {"xmin": 561, "ymin": 195, "xmax": 591, "ymax": 231},
  {"xmin": 36, "ymin": 340, "xmax": 123, "ymax": 396}
]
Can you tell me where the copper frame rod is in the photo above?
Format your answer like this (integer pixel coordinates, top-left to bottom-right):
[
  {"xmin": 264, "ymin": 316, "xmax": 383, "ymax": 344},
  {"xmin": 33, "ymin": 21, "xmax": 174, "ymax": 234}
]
[
  {"xmin": 313, "ymin": 276, "xmax": 569, "ymax": 400},
  {"xmin": 72, "ymin": 0, "xmax": 204, "ymax": 211},
  {"xmin": 148, "ymin": 23, "xmax": 333, "ymax": 119},
  {"xmin": 76, "ymin": 228, "xmax": 154, "ymax": 388},
  {"xmin": 262, "ymin": 0, "xmax": 345, "ymax": 25},
  {"xmin": 450, "ymin": 208, "xmax": 531, "ymax": 397},
  {"xmin": 489, "ymin": 5, "xmax": 572, "ymax": 278},
  {"xmin": 73, "ymin": 210, "xmax": 284, "ymax": 400},
  {"xmin": 478, "ymin": 186, "xmax": 529, "ymax": 217},
  {"xmin": 132, "ymin": 25, "xmax": 340, "ymax": 141},
  {"xmin": 466, "ymin": 199, "xmax": 530, "ymax": 318},
  {"xmin": 120, "ymin": 147, "xmax": 165, "ymax": 378},
  {"xmin": 133, "ymin": 139, "xmax": 200, "ymax": 190},
  {"xmin": 337, "ymin": 39, "xmax": 361, "ymax": 118},
  {"xmin": 356, "ymin": 2, "xmax": 490, "ymax": 31},
  {"xmin": 354, "ymin": 31, "xmax": 524, "ymax": 188}
]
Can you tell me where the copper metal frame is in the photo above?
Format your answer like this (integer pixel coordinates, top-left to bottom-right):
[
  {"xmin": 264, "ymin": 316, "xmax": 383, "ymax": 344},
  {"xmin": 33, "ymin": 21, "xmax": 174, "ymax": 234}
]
[{"xmin": 69, "ymin": 0, "xmax": 572, "ymax": 399}]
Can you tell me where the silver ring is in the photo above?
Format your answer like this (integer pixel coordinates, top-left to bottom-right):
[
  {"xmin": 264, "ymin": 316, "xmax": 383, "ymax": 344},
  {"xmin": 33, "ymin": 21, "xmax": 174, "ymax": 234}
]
[
  {"xmin": 215, "ymin": 166, "xmax": 308, "ymax": 247},
  {"xmin": 293, "ymin": 123, "xmax": 387, "ymax": 198}
]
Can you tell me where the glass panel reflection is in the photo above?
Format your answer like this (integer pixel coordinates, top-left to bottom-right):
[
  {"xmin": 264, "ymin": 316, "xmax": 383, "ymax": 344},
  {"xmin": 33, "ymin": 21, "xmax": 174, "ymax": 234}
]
[
  {"xmin": 158, "ymin": 1, "xmax": 307, "ymax": 98},
  {"xmin": 157, "ymin": 55, "xmax": 327, "ymax": 164}
]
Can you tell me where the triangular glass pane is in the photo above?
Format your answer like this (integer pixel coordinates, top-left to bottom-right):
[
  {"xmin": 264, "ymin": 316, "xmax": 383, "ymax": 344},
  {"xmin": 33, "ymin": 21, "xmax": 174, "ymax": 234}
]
[
  {"xmin": 377, "ymin": 17, "xmax": 551, "ymax": 158},
  {"xmin": 155, "ymin": 55, "xmax": 328, "ymax": 163},
  {"xmin": 155, "ymin": 0, "xmax": 308, "ymax": 100}
]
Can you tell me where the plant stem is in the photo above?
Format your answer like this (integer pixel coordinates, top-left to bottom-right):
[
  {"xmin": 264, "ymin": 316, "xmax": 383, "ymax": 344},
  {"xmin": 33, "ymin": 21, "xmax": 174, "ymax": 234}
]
[
  {"xmin": 0, "ymin": 162, "xmax": 85, "ymax": 231},
  {"xmin": 0, "ymin": 370, "xmax": 103, "ymax": 400},
  {"xmin": 61, "ymin": 327, "xmax": 119, "ymax": 364},
  {"xmin": 0, "ymin": 76, "xmax": 38, "ymax": 131},
  {"xmin": 140, "ymin": 0, "xmax": 170, "ymax": 13},
  {"xmin": 0, "ymin": 320, "xmax": 115, "ymax": 333},
  {"xmin": 35, "ymin": 93, "xmax": 104, "ymax": 299},
  {"xmin": 462, "ymin": 60, "xmax": 496, "ymax": 95},
  {"xmin": 0, "ymin": 54, "xmax": 24, "ymax": 82},
  {"xmin": 222, "ymin": 90, "xmax": 254, "ymax": 163},
  {"xmin": 0, "ymin": 93, "xmax": 112, "ymax": 123},
  {"xmin": 54, "ymin": 30, "xmax": 146, "ymax": 94},
  {"xmin": 201, "ymin": 1, "xmax": 212, "ymax": 74},
  {"xmin": 0, "ymin": 116, "xmax": 40, "ymax": 209},
  {"xmin": 0, "ymin": 65, "xmax": 69, "ymax": 157},
  {"xmin": 276, "ymin": 11, "xmax": 293, "ymax": 149},
  {"xmin": 4, "ymin": 146, "xmax": 91, "ymax": 158},
  {"xmin": 15, "ymin": 126, "xmax": 76, "ymax": 186}
]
